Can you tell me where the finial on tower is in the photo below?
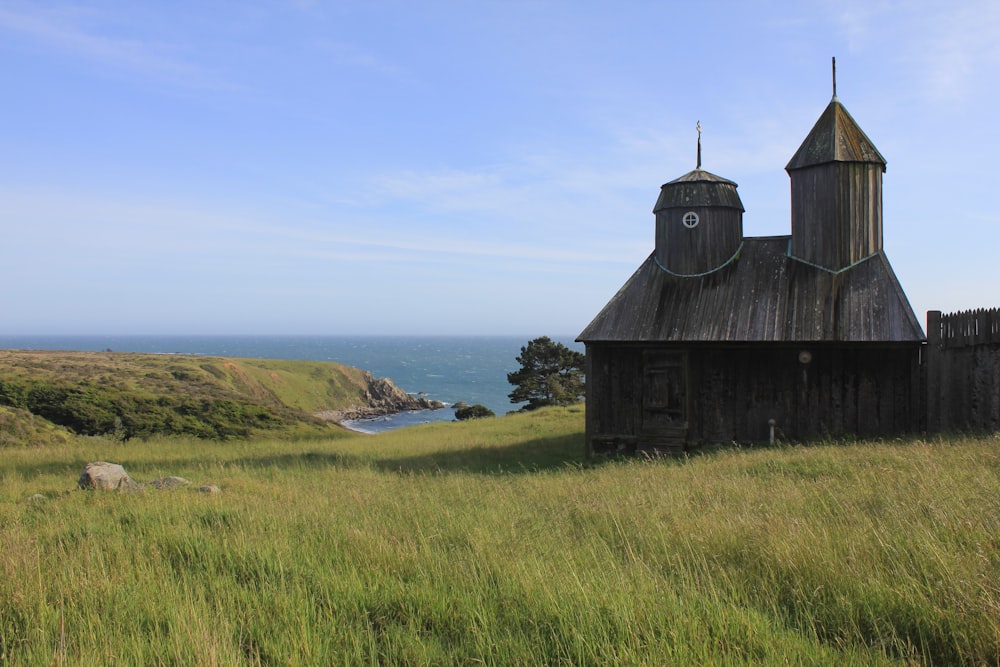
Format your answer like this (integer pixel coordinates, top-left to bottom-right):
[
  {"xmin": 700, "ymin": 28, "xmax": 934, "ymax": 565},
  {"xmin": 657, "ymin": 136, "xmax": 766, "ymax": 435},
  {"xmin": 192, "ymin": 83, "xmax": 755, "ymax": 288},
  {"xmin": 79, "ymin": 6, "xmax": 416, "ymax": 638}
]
[
  {"xmin": 696, "ymin": 120, "xmax": 702, "ymax": 170},
  {"xmin": 832, "ymin": 56, "xmax": 838, "ymax": 100}
]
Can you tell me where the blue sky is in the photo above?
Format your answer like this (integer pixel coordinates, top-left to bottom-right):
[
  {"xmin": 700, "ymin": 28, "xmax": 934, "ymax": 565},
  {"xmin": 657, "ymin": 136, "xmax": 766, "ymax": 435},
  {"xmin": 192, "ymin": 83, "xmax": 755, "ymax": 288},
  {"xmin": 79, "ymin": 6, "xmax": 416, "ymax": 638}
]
[{"xmin": 2, "ymin": 1, "xmax": 998, "ymax": 336}]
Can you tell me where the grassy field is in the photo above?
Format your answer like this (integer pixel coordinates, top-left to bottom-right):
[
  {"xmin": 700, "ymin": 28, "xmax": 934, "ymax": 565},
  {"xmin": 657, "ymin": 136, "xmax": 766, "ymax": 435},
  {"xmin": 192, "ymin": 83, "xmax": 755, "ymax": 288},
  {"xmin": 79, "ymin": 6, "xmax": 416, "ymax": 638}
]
[{"xmin": 2, "ymin": 407, "xmax": 999, "ymax": 665}]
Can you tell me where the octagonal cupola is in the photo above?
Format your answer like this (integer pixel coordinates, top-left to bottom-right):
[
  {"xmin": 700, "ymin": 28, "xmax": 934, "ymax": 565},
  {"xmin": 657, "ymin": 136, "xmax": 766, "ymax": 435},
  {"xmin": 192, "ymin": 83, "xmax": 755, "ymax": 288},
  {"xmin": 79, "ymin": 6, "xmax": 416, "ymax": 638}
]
[{"xmin": 653, "ymin": 126, "xmax": 745, "ymax": 276}]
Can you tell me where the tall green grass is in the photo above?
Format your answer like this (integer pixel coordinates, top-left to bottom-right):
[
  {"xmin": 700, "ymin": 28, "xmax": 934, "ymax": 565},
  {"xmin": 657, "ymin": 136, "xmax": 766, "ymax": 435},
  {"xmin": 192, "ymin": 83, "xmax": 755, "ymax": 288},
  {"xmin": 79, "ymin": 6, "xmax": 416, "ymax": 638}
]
[{"xmin": 1, "ymin": 407, "xmax": 998, "ymax": 664}]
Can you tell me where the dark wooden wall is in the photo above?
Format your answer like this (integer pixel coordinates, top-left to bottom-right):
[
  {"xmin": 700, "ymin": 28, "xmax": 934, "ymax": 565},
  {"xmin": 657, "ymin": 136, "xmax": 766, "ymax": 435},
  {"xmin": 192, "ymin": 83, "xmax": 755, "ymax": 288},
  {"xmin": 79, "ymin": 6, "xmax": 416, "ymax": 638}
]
[
  {"xmin": 585, "ymin": 342, "xmax": 922, "ymax": 455},
  {"xmin": 585, "ymin": 346, "xmax": 643, "ymax": 455},
  {"xmin": 926, "ymin": 309, "xmax": 1000, "ymax": 433},
  {"xmin": 655, "ymin": 206, "xmax": 743, "ymax": 276},
  {"xmin": 790, "ymin": 162, "xmax": 882, "ymax": 271},
  {"xmin": 690, "ymin": 345, "xmax": 920, "ymax": 442}
]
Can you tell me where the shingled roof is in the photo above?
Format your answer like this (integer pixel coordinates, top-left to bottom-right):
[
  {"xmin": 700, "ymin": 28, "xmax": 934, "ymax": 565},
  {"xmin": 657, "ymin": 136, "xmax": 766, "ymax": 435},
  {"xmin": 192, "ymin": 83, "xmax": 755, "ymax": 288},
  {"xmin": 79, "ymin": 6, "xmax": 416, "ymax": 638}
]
[
  {"xmin": 786, "ymin": 97, "xmax": 886, "ymax": 171},
  {"xmin": 654, "ymin": 168, "xmax": 745, "ymax": 211},
  {"xmin": 577, "ymin": 236, "xmax": 924, "ymax": 343}
]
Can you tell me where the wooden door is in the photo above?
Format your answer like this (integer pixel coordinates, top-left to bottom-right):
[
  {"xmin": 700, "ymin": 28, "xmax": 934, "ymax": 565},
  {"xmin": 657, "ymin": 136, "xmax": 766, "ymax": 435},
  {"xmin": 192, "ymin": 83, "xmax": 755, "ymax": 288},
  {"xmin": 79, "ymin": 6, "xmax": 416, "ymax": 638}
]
[{"xmin": 640, "ymin": 352, "xmax": 688, "ymax": 454}]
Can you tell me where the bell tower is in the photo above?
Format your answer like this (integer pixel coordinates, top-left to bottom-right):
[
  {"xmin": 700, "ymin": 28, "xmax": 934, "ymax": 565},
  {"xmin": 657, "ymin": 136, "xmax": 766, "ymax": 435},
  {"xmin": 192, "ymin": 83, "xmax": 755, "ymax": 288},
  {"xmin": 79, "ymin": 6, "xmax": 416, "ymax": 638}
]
[
  {"xmin": 786, "ymin": 59, "xmax": 886, "ymax": 272},
  {"xmin": 654, "ymin": 122, "xmax": 745, "ymax": 276}
]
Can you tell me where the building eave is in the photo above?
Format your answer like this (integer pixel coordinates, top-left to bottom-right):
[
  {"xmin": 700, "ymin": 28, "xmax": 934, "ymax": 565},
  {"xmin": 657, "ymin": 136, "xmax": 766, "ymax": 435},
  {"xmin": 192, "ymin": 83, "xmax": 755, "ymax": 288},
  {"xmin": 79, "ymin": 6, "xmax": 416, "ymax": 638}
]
[{"xmin": 577, "ymin": 237, "xmax": 924, "ymax": 344}]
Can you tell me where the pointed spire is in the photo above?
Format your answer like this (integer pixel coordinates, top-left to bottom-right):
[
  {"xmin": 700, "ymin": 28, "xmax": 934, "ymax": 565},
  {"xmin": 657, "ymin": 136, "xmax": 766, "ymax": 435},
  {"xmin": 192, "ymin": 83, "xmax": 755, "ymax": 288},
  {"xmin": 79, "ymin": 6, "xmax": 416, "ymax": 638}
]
[
  {"xmin": 696, "ymin": 120, "xmax": 702, "ymax": 169},
  {"xmin": 832, "ymin": 56, "xmax": 838, "ymax": 100},
  {"xmin": 786, "ymin": 61, "xmax": 885, "ymax": 172},
  {"xmin": 786, "ymin": 99, "xmax": 885, "ymax": 170}
]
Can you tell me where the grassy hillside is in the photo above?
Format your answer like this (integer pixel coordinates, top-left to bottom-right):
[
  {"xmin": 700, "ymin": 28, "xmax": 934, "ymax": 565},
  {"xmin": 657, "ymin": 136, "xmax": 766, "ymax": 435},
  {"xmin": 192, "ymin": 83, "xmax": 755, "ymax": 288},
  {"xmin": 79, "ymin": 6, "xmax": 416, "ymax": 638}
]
[
  {"xmin": 1, "ymin": 408, "xmax": 998, "ymax": 664},
  {"xmin": 0, "ymin": 405, "xmax": 73, "ymax": 447},
  {"xmin": 0, "ymin": 350, "xmax": 394, "ymax": 441}
]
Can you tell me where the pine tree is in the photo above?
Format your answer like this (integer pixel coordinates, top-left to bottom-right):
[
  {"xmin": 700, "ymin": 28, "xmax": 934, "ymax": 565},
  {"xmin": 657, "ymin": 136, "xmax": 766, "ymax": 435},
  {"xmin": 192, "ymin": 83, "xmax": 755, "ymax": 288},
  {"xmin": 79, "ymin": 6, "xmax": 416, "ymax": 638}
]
[{"xmin": 507, "ymin": 337, "xmax": 585, "ymax": 410}]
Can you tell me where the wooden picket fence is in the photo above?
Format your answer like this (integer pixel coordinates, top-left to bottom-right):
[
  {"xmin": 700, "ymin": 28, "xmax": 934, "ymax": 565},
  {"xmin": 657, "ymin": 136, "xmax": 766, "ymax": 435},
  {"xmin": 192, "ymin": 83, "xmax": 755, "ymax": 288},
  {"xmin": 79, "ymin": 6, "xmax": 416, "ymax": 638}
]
[
  {"xmin": 926, "ymin": 308, "xmax": 1000, "ymax": 432},
  {"xmin": 933, "ymin": 308, "xmax": 1000, "ymax": 348}
]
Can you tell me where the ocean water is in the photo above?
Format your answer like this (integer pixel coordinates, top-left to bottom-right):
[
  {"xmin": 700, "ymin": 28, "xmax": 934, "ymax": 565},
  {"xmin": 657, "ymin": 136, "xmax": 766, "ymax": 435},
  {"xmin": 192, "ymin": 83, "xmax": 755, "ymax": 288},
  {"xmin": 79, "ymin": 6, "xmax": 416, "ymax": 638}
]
[{"xmin": 0, "ymin": 335, "xmax": 583, "ymax": 433}]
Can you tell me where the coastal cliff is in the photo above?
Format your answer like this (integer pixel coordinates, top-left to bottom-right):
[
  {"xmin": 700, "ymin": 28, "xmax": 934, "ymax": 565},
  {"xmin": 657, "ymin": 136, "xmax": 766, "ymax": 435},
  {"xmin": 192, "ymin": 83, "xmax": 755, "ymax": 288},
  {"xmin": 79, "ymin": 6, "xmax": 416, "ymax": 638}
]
[
  {"xmin": 0, "ymin": 350, "xmax": 443, "ymax": 442},
  {"xmin": 314, "ymin": 372, "xmax": 444, "ymax": 422}
]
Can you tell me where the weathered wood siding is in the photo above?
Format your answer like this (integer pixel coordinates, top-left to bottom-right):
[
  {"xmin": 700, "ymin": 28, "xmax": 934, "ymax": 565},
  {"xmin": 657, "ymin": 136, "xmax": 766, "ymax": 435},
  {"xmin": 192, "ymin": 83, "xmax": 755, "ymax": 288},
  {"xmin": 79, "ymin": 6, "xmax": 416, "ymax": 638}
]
[
  {"xmin": 586, "ymin": 342, "xmax": 921, "ymax": 453},
  {"xmin": 585, "ymin": 346, "xmax": 643, "ymax": 455},
  {"xmin": 655, "ymin": 206, "xmax": 743, "ymax": 275},
  {"xmin": 926, "ymin": 309, "xmax": 1000, "ymax": 432},
  {"xmin": 789, "ymin": 161, "xmax": 883, "ymax": 271}
]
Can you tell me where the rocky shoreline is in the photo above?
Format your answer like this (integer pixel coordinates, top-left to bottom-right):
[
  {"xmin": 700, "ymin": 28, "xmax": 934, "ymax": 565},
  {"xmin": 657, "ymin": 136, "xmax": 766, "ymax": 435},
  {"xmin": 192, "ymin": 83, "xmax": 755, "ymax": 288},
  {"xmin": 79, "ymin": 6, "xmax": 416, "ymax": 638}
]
[{"xmin": 313, "ymin": 371, "xmax": 446, "ymax": 424}]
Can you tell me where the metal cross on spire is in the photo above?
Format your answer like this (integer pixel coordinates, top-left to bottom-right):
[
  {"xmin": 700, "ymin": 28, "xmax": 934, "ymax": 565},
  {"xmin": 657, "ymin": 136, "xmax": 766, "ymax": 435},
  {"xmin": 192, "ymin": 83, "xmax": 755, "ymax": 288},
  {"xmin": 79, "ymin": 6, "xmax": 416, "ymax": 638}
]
[{"xmin": 696, "ymin": 120, "xmax": 702, "ymax": 170}]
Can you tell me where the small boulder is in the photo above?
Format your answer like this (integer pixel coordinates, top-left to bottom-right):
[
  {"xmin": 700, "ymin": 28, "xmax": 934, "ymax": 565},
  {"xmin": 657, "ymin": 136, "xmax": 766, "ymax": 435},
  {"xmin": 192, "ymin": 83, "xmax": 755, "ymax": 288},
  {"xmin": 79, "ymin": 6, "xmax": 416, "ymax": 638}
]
[
  {"xmin": 78, "ymin": 462, "xmax": 141, "ymax": 492},
  {"xmin": 26, "ymin": 493, "xmax": 47, "ymax": 504},
  {"xmin": 148, "ymin": 476, "xmax": 190, "ymax": 490},
  {"xmin": 198, "ymin": 485, "xmax": 222, "ymax": 494}
]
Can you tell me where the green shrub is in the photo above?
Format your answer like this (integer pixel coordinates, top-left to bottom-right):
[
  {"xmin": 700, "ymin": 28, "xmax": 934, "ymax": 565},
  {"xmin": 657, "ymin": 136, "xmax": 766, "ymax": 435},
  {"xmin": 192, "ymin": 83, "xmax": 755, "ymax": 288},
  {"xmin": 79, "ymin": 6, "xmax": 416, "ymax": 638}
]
[{"xmin": 455, "ymin": 404, "xmax": 495, "ymax": 420}]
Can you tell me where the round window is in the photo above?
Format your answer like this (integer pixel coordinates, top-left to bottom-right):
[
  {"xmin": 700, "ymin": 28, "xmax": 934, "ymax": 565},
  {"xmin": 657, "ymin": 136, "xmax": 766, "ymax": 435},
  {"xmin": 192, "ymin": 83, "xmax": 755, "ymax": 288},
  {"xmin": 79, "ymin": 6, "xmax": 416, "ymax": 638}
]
[{"xmin": 682, "ymin": 211, "xmax": 699, "ymax": 228}]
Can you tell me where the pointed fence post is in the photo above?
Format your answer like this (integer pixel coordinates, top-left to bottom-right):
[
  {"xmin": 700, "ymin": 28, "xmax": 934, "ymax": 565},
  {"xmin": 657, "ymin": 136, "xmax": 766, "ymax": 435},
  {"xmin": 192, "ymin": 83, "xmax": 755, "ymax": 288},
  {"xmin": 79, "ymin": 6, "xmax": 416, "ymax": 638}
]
[{"xmin": 925, "ymin": 310, "xmax": 942, "ymax": 433}]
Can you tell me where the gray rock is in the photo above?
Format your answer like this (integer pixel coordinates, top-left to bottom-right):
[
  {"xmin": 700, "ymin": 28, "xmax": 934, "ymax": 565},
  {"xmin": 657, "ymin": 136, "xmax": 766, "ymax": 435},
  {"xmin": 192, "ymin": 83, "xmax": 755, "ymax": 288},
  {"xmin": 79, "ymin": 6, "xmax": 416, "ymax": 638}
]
[
  {"xmin": 315, "ymin": 373, "xmax": 448, "ymax": 422},
  {"xmin": 26, "ymin": 493, "xmax": 47, "ymax": 503},
  {"xmin": 198, "ymin": 485, "xmax": 221, "ymax": 494},
  {"xmin": 78, "ymin": 462, "xmax": 141, "ymax": 491},
  {"xmin": 148, "ymin": 476, "xmax": 190, "ymax": 490}
]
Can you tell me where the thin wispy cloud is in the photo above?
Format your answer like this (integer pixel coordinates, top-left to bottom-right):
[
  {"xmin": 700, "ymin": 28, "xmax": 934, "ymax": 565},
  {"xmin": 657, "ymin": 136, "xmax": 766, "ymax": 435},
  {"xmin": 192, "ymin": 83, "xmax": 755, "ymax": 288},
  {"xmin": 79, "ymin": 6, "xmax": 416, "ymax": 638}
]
[
  {"xmin": 0, "ymin": 186, "xmax": 643, "ymax": 271},
  {"xmin": 828, "ymin": 0, "xmax": 1000, "ymax": 105},
  {"xmin": 0, "ymin": 5, "xmax": 234, "ymax": 91},
  {"xmin": 827, "ymin": 0, "xmax": 894, "ymax": 53},
  {"xmin": 373, "ymin": 169, "xmax": 506, "ymax": 212},
  {"xmin": 232, "ymin": 216, "xmax": 645, "ymax": 266},
  {"xmin": 917, "ymin": 1, "xmax": 1000, "ymax": 104},
  {"xmin": 317, "ymin": 40, "xmax": 405, "ymax": 79}
]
